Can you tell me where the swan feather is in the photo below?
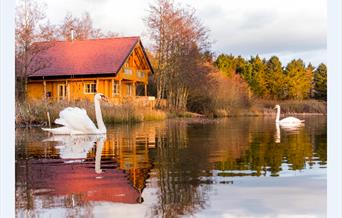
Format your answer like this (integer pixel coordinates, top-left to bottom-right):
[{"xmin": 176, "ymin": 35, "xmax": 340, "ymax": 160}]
[{"xmin": 57, "ymin": 107, "xmax": 98, "ymax": 133}]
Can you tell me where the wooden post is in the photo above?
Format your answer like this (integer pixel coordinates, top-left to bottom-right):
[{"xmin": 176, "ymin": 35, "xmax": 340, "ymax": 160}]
[
  {"xmin": 133, "ymin": 81, "xmax": 136, "ymax": 97},
  {"xmin": 43, "ymin": 80, "xmax": 46, "ymax": 100},
  {"xmin": 47, "ymin": 112, "xmax": 51, "ymax": 128},
  {"xmin": 144, "ymin": 83, "xmax": 147, "ymax": 97},
  {"xmin": 104, "ymin": 80, "xmax": 108, "ymax": 97},
  {"xmin": 96, "ymin": 79, "xmax": 99, "ymax": 93},
  {"xmin": 119, "ymin": 80, "xmax": 122, "ymax": 103},
  {"xmin": 111, "ymin": 79, "xmax": 114, "ymax": 97},
  {"xmin": 66, "ymin": 80, "xmax": 70, "ymax": 102}
]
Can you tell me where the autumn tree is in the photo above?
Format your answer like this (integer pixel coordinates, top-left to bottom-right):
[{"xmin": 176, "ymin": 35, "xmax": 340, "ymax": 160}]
[
  {"xmin": 284, "ymin": 59, "xmax": 312, "ymax": 99},
  {"xmin": 265, "ymin": 56, "xmax": 285, "ymax": 99},
  {"xmin": 146, "ymin": 0, "xmax": 210, "ymax": 111}
]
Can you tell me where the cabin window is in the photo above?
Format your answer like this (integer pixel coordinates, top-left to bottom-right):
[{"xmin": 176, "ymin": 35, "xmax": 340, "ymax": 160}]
[
  {"xmin": 124, "ymin": 67, "xmax": 133, "ymax": 75},
  {"xmin": 137, "ymin": 71, "xmax": 145, "ymax": 78},
  {"xmin": 84, "ymin": 82, "xmax": 96, "ymax": 94},
  {"xmin": 126, "ymin": 84, "xmax": 132, "ymax": 96},
  {"xmin": 113, "ymin": 80, "xmax": 120, "ymax": 96}
]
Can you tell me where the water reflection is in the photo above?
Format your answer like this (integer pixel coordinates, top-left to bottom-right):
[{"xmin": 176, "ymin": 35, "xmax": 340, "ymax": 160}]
[
  {"xmin": 43, "ymin": 135, "xmax": 103, "ymax": 161},
  {"xmin": 274, "ymin": 122, "xmax": 305, "ymax": 144},
  {"xmin": 16, "ymin": 117, "xmax": 327, "ymax": 217}
]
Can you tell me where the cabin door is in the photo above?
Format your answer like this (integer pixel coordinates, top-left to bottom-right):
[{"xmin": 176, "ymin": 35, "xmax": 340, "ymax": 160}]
[{"xmin": 57, "ymin": 84, "xmax": 66, "ymax": 101}]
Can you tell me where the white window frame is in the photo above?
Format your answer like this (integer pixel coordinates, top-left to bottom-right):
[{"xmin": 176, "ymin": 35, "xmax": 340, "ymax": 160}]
[
  {"xmin": 84, "ymin": 82, "xmax": 97, "ymax": 94},
  {"xmin": 127, "ymin": 84, "xmax": 132, "ymax": 96},
  {"xmin": 113, "ymin": 80, "xmax": 120, "ymax": 96},
  {"xmin": 57, "ymin": 84, "xmax": 66, "ymax": 100}
]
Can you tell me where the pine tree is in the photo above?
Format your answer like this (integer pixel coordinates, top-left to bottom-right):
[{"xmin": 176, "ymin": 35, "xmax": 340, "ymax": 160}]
[{"xmin": 313, "ymin": 63, "xmax": 327, "ymax": 100}]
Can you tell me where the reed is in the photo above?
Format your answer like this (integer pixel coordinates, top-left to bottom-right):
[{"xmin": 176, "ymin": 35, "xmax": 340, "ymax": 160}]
[
  {"xmin": 253, "ymin": 99, "xmax": 327, "ymax": 115},
  {"xmin": 15, "ymin": 100, "xmax": 167, "ymax": 127}
]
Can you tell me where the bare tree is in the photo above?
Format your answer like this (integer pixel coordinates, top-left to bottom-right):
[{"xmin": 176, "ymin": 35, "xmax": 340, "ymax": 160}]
[
  {"xmin": 146, "ymin": 0, "xmax": 210, "ymax": 111},
  {"xmin": 58, "ymin": 12, "xmax": 116, "ymax": 40},
  {"xmin": 15, "ymin": 0, "xmax": 54, "ymax": 101}
]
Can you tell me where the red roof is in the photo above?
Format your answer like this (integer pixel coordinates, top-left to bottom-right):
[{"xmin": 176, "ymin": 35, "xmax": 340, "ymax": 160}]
[
  {"xmin": 18, "ymin": 159, "xmax": 142, "ymax": 204},
  {"xmin": 29, "ymin": 37, "xmax": 147, "ymax": 77}
]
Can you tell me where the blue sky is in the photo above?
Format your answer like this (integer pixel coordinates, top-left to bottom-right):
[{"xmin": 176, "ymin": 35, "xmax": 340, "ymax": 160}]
[{"xmin": 42, "ymin": 0, "xmax": 326, "ymax": 66}]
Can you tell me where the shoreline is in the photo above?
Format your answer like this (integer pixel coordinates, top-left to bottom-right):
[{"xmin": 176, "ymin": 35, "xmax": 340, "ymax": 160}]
[{"xmin": 15, "ymin": 112, "xmax": 326, "ymax": 128}]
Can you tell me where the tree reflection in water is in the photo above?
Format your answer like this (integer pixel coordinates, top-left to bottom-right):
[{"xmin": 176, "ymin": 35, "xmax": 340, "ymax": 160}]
[
  {"xmin": 15, "ymin": 117, "xmax": 326, "ymax": 217},
  {"xmin": 151, "ymin": 120, "xmax": 211, "ymax": 217}
]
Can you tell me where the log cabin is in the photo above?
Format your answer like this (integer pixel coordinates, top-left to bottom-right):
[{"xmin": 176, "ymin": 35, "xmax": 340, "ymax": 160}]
[{"xmin": 27, "ymin": 36, "xmax": 154, "ymax": 104}]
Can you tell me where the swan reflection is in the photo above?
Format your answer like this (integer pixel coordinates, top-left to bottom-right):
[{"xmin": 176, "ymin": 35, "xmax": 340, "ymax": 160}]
[
  {"xmin": 43, "ymin": 135, "xmax": 106, "ymax": 162},
  {"xmin": 275, "ymin": 123, "xmax": 281, "ymax": 143},
  {"xmin": 274, "ymin": 122, "xmax": 305, "ymax": 143}
]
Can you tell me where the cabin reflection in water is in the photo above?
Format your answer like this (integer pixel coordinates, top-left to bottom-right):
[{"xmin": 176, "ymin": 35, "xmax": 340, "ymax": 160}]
[
  {"xmin": 15, "ymin": 118, "xmax": 327, "ymax": 217},
  {"xmin": 15, "ymin": 124, "xmax": 157, "ymax": 211},
  {"xmin": 102, "ymin": 123, "xmax": 156, "ymax": 194}
]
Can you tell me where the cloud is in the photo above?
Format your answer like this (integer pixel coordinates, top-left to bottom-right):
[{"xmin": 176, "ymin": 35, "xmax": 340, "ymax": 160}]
[{"xmin": 42, "ymin": 0, "xmax": 326, "ymax": 65}]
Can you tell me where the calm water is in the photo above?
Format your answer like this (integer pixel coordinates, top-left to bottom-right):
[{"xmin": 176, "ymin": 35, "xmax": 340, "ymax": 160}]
[{"xmin": 15, "ymin": 116, "xmax": 327, "ymax": 218}]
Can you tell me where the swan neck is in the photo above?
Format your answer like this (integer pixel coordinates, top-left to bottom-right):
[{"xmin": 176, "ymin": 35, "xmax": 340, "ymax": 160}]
[
  {"xmin": 95, "ymin": 137, "xmax": 105, "ymax": 174},
  {"xmin": 276, "ymin": 107, "xmax": 280, "ymax": 123},
  {"xmin": 94, "ymin": 99, "xmax": 106, "ymax": 133}
]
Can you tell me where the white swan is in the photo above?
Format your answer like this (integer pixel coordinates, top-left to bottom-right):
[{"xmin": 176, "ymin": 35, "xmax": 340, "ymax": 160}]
[
  {"xmin": 274, "ymin": 104, "xmax": 304, "ymax": 127},
  {"xmin": 42, "ymin": 93, "xmax": 108, "ymax": 135}
]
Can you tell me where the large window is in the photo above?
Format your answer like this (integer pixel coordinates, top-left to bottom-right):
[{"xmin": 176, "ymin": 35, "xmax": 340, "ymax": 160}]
[
  {"xmin": 123, "ymin": 62, "xmax": 133, "ymax": 75},
  {"xmin": 84, "ymin": 82, "xmax": 96, "ymax": 94},
  {"xmin": 113, "ymin": 80, "xmax": 120, "ymax": 96}
]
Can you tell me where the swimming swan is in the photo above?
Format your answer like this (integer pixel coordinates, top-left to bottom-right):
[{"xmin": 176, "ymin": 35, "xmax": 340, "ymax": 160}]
[
  {"xmin": 42, "ymin": 93, "xmax": 108, "ymax": 135},
  {"xmin": 274, "ymin": 104, "xmax": 304, "ymax": 126}
]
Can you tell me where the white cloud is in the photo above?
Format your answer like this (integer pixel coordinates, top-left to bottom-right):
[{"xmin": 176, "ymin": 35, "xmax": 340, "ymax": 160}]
[{"xmin": 42, "ymin": 0, "xmax": 326, "ymax": 65}]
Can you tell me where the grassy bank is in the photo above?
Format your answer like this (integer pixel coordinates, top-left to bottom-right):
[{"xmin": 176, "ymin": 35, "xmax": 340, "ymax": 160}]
[
  {"xmin": 15, "ymin": 99, "xmax": 326, "ymax": 127},
  {"xmin": 253, "ymin": 99, "xmax": 327, "ymax": 115},
  {"xmin": 211, "ymin": 99, "xmax": 327, "ymax": 117},
  {"xmin": 16, "ymin": 100, "xmax": 167, "ymax": 127}
]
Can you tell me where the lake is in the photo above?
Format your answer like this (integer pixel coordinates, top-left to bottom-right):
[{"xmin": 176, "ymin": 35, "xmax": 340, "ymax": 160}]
[{"xmin": 15, "ymin": 116, "xmax": 327, "ymax": 218}]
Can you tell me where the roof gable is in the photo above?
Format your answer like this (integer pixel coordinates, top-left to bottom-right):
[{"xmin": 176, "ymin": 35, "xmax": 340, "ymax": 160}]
[{"xmin": 30, "ymin": 37, "xmax": 149, "ymax": 78}]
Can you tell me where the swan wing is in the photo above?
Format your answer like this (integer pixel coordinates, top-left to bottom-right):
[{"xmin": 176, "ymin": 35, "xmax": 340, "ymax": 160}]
[
  {"xmin": 280, "ymin": 117, "xmax": 304, "ymax": 124},
  {"xmin": 42, "ymin": 127, "xmax": 73, "ymax": 135},
  {"xmin": 57, "ymin": 107, "xmax": 98, "ymax": 133}
]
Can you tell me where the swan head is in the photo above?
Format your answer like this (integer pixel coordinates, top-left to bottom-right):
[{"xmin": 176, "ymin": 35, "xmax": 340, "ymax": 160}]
[
  {"xmin": 274, "ymin": 104, "xmax": 280, "ymax": 109},
  {"xmin": 94, "ymin": 93, "xmax": 108, "ymax": 102}
]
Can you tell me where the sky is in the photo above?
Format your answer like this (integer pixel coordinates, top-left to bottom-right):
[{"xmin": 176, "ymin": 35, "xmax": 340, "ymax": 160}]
[{"xmin": 41, "ymin": 0, "xmax": 326, "ymax": 66}]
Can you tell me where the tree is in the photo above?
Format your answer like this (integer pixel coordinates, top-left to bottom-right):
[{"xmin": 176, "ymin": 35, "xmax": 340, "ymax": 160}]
[
  {"xmin": 214, "ymin": 54, "xmax": 236, "ymax": 77},
  {"xmin": 58, "ymin": 12, "xmax": 103, "ymax": 40},
  {"xmin": 265, "ymin": 56, "xmax": 285, "ymax": 99},
  {"xmin": 146, "ymin": 0, "xmax": 210, "ymax": 111},
  {"xmin": 284, "ymin": 59, "xmax": 311, "ymax": 99},
  {"xmin": 15, "ymin": 0, "xmax": 53, "ymax": 101},
  {"xmin": 247, "ymin": 55, "xmax": 268, "ymax": 97},
  {"xmin": 313, "ymin": 63, "xmax": 327, "ymax": 100}
]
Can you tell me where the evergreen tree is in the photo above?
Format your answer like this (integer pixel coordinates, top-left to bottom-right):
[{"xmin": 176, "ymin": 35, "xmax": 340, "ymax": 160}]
[
  {"xmin": 214, "ymin": 54, "xmax": 237, "ymax": 77},
  {"xmin": 284, "ymin": 59, "xmax": 311, "ymax": 99},
  {"xmin": 265, "ymin": 56, "xmax": 284, "ymax": 99},
  {"xmin": 313, "ymin": 63, "xmax": 327, "ymax": 100}
]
